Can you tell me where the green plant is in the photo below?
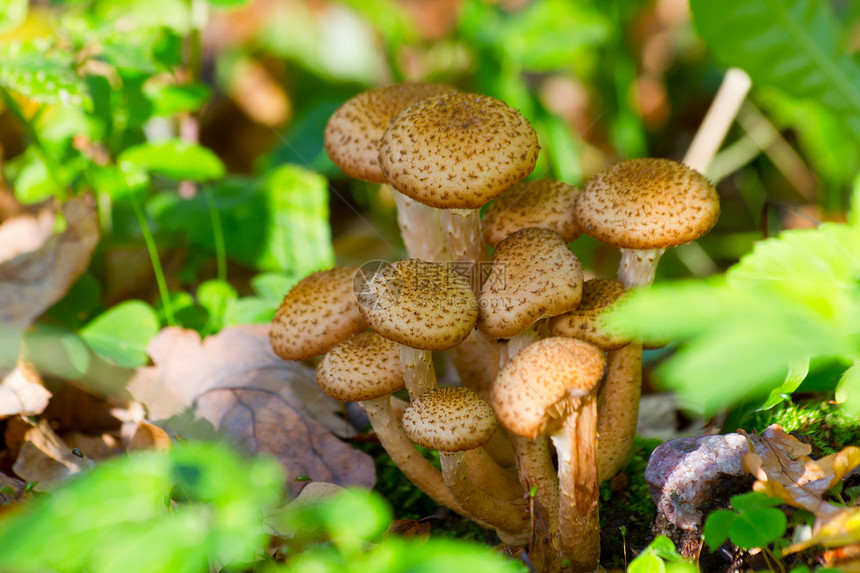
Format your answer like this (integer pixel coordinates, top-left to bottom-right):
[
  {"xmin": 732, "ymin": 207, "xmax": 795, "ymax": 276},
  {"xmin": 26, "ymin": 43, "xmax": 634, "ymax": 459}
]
[
  {"xmin": 626, "ymin": 535, "xmax": 697, "ymax": 573},
  {"xmin": 704, "ymin": 492, "xmax": 788, "ymax": 568}
]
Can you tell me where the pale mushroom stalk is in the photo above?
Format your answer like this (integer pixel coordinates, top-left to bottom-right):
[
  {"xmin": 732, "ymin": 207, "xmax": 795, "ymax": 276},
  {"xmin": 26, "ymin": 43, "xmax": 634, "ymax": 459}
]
[
  {"xmin": 400, "ymin": 346, "xmax": 436, "ymax": 400},
  {"xmin": 617, "ymin": 247, "xmax": 665, "ymax": 288},
  {"xmin": 499, "ymin": 322, "xmax": 543, "ymax": 367},
  {"xmin": 391, "ymin": 190, "xmax": 448, "ymax": 262},
  {"xmin": 551, "ymin": 396, "xmax": 600, "ymax": 570},
  {"xmin": 440, "ymin": 450, "xmax": 530, "ymax": 545},
  {"xmin": 440, "ymin": 209, "xmax": 487, "ymax": 282},
  {"xmin": 596, "ymin": 342, "xmax": 642, "ymax": 481}
]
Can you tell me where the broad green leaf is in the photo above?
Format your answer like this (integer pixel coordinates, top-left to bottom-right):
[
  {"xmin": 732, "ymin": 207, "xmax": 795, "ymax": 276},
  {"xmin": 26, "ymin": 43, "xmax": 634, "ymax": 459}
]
[
  {"xmin": 91, "ymin": 0, "xmax": 192, "ymax": 34},
  {"xmin": 45, "ymin": 272, "xmax": 102, "ymax": 330},
  {"xmin": 836, "ymin": 362, "xmax": 860, "ymax": 416},
  {"xmin": 628, "ymin": 554, "xmax": 664, "ymax": 573},
  {"xmin": 119, "ymin": 140, "xmax": 225, "ymax": 181},
  {"xmin": 155, "ymin": 291, "xmax": 208, "ymax": 333},
  {"xmin": 197, "ymin": 279, "xmax": 237, "ymax": 333},
  {"xmin": 250, "ymin": 272, "xmax": 302, "ymax": 303},
  {"xmin": 851, "ymin": 172, "xmax": 860, "ymax": 227},
  {"xmin": 0, "ymin": 442, "xmax": 284, "ymax": 573},
  {"xmin": 758, "ymin": 358, "xmax": 811, "ymax": 411},
  {"xmin": 80, "ymin": 300, "xmax": 159, "ymax": 368},
  {"xmin": 704, "ymin": 509, "xmax": 737, "ymax": 552},
  {"xmin": 729, "ymin": 507, "xmax": 787, "ymax": 549},
  {"xmin": 223, "ymin": 297, "xmax": 277, "ymax": 327},
  {"xmin": 22, "ymin": 323, "xmax": 90, "ymax": 381},
  {"xmin": 689, "ymin": 0, "xmax": 860, "ymax": 140},
  {"xmin": 731, "ymin": 492, "xmax": 784, "ymax": 513},
  {"xmin": 0, "ymin": 0, "xmax": 27, "ymax": 33},
  {"xmin": 144, "ymin": 82, "xmax": 211, "ymax": 117},
  {"xmin": 0, "ymin": 42, "xmax": 91, "ymax": 107},
  {"xmin": 149, "ymin": 167, "xmax": 334, "ymax": 274}
]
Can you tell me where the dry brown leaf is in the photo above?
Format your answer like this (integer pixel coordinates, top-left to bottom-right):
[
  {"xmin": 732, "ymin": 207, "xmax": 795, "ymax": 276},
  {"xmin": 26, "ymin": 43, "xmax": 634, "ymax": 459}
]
[
  {"xmin": 384, "ymin": 519, "xmax": 432, "ymax": 541},
  {"xmin": 742, "ymin": 424, "xmax": 860, "ymax": 554},
  {"xmin": 0, "ymin": 472, "xmax": 27, "ymax": 509},
  {"xmin": 128, "ymin": 421, "xmax": 172, "ymax": 452},
  {"xmin": 0, "ymin": 358, "xmax": 51, "ymax": 419},
  {"xmin": 128, "ymin": 325, "xmax": 375, "ymax": 494},
  {"xmin": 12, "ymin": 419, "xmax": 86, "ymax": 491},
  {"xmin": 0, "ymin": 197, "xmax": 99, "ymax": 369},
  {"xmin": 64, "ymin": 432, "xmax": 122, "ymax": 460}
]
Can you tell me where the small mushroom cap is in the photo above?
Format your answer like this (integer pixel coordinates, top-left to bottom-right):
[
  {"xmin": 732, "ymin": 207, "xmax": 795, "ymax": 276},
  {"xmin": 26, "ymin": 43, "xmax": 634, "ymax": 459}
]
[
  {"xmin": 478, "ymin": 228, "xmax": 583, "ymax": 338},
  {"xmin": 270, "ymin": 267, "xmax": 367, "ymax": 361},
  {"xmin": 379, "ymin": 92, "xmax": 540, "ymax": 209},
  {"xmin": 324, "ymin": 83, "xmax": 458, "ymax": 183},
  {"xmin": 549, "ymin": 279, "xmax": 631, "ymax": 351},
  {"xmin": 492, "ymin": 337, "xmax": 605, "ymax": 440},
  {"xmin": 357, "ymin": 259, "xmax": 477, "ymax": 350},
  {"xmin": 401, "ymin": 386, "xmax": 498, "ymax": 452},
  {"xmin": 575, "ymin": 158, "xmax": 720, "ymax": 250},
  {"xmin": 482, "ymin": 179, "xmax": 582, "ymax": 247},
  {"xmin": 316, "ymin": 331, "xmax": 403, "ymax": 402}
]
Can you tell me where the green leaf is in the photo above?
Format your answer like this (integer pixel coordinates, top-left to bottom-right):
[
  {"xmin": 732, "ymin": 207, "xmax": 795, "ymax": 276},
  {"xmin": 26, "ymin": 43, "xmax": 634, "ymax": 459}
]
[
  {"xmin": 851, "ymin": 171, "xmax": 860, "ymax": 227},
  {"xmin": 250, "ymin": 272, "xmax": 302, "ymax": 303},
  {"xmin": 119, "ymin": 140, "xmax": 225, "ymax": 181},
  {"xmin": 0, "ymin": 0, "xmax": 27, "ymax": 33},
  {"xmin": 45, "ymin": 273, "xmax": 102, "ymax": 330},
  {"xmin": 729, "ymin": 507, "xmax": 787, "ymax": 549},
  {"xmin": 144, "ymin": 82, "xmax": 211, "ymax": 117},
  {"xmin": 155, "ymin": 291, "xmax": 208, "ymax": 333},
  {"xmin": 758, "ymin": 358, "xmax": 811, "ymax": 411},
  {"xmin": 197, "ymin": 279, "xmax": 237, "ymax": 333},
  {"xmin": 0, "ymin": 41, "xmax": 91, "ymax": 107},
  {"xmin": 628, "ymin": 554, "xmax": 665, "ymax": 573},
  {"xmin": 835, "ymin": 362, "xmax": 860, "ymax": 416},
  {"xmin": 80, "ymin": 301, "xmax": 160, "ymax": 368},
  {"xmin": 222, "ymin": 297, "xmax": 277, "ymax": 327},
  {"xmin": 22, "ymin": 323, "xmax": 90, "ymax": 381},
  {"xmin": 731, "ymin": 492, "xmax": 784, "ymax": 513},
  {"xmin": 689, "ymin": 0, "xmax": 860, "ymax": 140},
  {"xmin": 0, "ymin": 442, "xmax": 285, "ymax": 573},
  {"xmin": 703, "ymin": 509, "xmax": 737, "ymax": 552}
]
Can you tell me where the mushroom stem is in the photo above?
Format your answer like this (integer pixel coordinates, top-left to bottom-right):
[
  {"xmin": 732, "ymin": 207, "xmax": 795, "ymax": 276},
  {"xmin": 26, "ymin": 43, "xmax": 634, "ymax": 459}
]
[
  {"xmin": 617, "ymin": 247, "xmax": 665, "ymax": 288},
  {"xmin": 597, "ymin": 341, "xmax": 643, "ymax": 480},
  {"xmin": 465, "ymin": 446, "xmax": 523, "ymax": 501},
  {"xmin": 509, "ymin": 435, "xmax": 560, "ymax": 533},
  {"xmin": 500, "ymin": 323, "xmax": 543, "ymax": 367},
  {"xmin": 440, "ymin": 450, "xmax": 530, "ymax": 545},
  {"xmin": 361, "ymin": 395, "xmax": 467, "ymax": 518},
  {"xmin": 550, "ymin": 396, "xmax": 600, "ymax": 571},
  {"xmin": 390, "ymin": 188, "xmax": 448, "ymax": 262},
  {"xmin": 440, "ymin": 208, "xmax": 487, "ymax": 283},
  {"xmin": 449, "ymin": 331, "xmax": 496, "ymax": 400},
  {"xmin": 400, "ymin": 346, "xmax": 436, "ymax": 400}
]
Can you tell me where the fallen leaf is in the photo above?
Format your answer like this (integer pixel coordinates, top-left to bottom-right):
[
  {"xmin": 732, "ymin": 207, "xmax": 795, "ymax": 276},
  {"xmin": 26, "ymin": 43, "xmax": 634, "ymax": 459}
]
[
  {"xmin": 12, "ymin": 419, "xmax": 87, "ymax": 491},
  {"xmin": 742, "ymin": 424, "xmax": 860, "ymax": 553},
  {"xmin": 0, "ymin": 358, "xmax": 51, "ymax": 419},
  {"xmin": 384, "ymin": 519, "xmax": 432, "ymax": 541},
  {"xmin": 0, "ymin": 197, "xmax": 99, "ymax": 368},
  {"xmin": 127, "ymin": 421, "xmax": 171, "ymax": 452},
  {"xmin": 0, "ymin": 472, "xmax": 27, "ymax": 509},
  {"xmin": 64, "ymin": 432, "xmax": 122, "ymax": 460},
  {"xmin": 128, "ymin": 325, "xmax": 375, "ymax": 493}
]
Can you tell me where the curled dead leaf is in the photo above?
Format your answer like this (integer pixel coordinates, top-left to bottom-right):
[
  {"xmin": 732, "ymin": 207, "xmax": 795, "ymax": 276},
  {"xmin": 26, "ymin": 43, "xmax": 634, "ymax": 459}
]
[
  {"xmin": 12, "ymin": 419, "xmax": 86, "ymax": 491},
  {"xmin": 128, "ymin": 325, "xmax": 375, "ymax": 494},
  {"xmin": 128, "ymin": 421, "xmax": 171, "ymax": 452},
  {"xmin": 0, "ymin": 358, "xmax": 51, "ymax": 419}
]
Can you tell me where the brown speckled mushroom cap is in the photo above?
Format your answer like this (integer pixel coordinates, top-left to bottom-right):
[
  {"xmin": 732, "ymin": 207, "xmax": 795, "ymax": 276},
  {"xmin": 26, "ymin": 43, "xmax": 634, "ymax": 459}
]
[
  {"xmin": 492, "ymin": 337, "xmax": 605, "ymax": 440},
  {"xmin": 378, "ymin": 92, "xmax": 540, "ymax": 209},
  {"xmin": 482, "ymin": 179, "xmax": 582, "ymax": 247},
  {"xmin": 574, "ymin": 158, "xmax": 720, "ymax": 250},
  {"xmin": 402, "ymin": 386, "xmax": 497, "ymax": 452},
  {"xmin": 478, "ymin": 228, "xmax": 583, "ymax": 338},
  {"xmin": 324, "ymin": 83, "xmax": 458, "ymax": 183},
  {"xmin": 548, "ymin": 279, "xmax": 631, "ymax": 351},
  {"xmin": 316, "ymin": 331, "xmax": 403, "ymax": 402},
  {"xmin": 270, "ymin": 267, "xmax": 367, "ymax": 361},
  {"xmin": 357, "ymin": 259, "xmax": 477, "ymax": 351}
]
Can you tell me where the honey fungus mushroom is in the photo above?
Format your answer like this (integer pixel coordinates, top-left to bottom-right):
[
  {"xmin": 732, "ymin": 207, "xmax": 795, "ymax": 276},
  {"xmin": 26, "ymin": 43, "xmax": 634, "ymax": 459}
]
[
  {"xmin": 269, "ymin": 267, "xmax": 366, "ymax": 361},
  {"xmin": 493, "ymin": 337, "xmax": 606, "ymax": 571},
  {"xmin": 402, "ymin": 386, "xmax": 529, "ymax": 545}
]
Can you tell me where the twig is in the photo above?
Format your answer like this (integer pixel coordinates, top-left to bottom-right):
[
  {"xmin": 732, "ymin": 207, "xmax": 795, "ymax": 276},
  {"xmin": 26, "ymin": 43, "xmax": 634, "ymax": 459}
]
[{"xmin": 683, "ymin": 68, "xmax": 752, "ymax": 174}]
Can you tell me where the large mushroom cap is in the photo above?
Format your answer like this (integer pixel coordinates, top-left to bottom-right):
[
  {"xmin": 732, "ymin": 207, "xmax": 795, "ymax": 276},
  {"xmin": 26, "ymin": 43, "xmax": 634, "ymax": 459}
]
[
  {"xmin": 357, "ymin": 259, "xmax": 477, "ymax": 350},
  {"xmin": 492, "ymin": 337, "xmax": 605, "ymax": 439},
  {"xmin": 401, "ymin": 386, "xmax": 497, "ymax": 452},
  {"xmin": 270, "ymin": 267, "xmax": 367, "ymax": 361},
  {"xmin": 324, "ymin": 83, "xmax": 458, "ymax": 183},
  {"xmin": 478, "ymin": 228, "xmax": 583, "ymax": 338},
  {"xmin": 378, "ymin": 92, "xmax": 540, "ymax": 209},
  {"xmin": 482, "ymin": 179, "xmax": 582, "ymax": 247},
  {"xmin": 549, "ymin": 279, "xmax": 631, "ymax": 351},
  {"xmin": 316, "ymin": 331, "xmax": 403, "ymax": 402},
  {"xmin": 575, "ymin": 158, "xmax": 720, "ymax": 250}
]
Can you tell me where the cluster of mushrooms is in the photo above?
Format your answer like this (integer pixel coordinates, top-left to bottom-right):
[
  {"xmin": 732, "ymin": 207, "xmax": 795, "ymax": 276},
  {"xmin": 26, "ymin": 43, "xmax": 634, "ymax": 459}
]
[{"xmin": 269, "ymin": 83, "xmax": 720, "ymax": 572}]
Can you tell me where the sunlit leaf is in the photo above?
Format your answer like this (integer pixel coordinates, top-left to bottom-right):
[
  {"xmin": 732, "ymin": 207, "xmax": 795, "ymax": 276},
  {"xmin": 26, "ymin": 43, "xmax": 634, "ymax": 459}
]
[
  {"xmin": 119, "ymin": 140, "xmax": 225, "ymax": 181},
  {"xmin": 80, "ymin": 300, "xmax": 160, "ymax": 368},
  {"xmin": 0, "ymin": 41, "xmax": 91, "ymax": 107},
  {"xmin": 690, "ymin": 0, "xmax": 860, "ymax": 140},
  {"xmin": 758, "ymin": 358, "xmax": 810, "ymax": 411},
  {"xmin": 835, "ymin": 362, "xmax": 860, "ymax": 417}
]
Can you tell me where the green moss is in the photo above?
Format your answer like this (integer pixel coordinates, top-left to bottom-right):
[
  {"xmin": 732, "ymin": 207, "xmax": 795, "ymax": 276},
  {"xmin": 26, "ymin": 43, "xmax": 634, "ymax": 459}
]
[{"xmin": 740, "ymin": 400, "xmax": 860, "ymax": 456}]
